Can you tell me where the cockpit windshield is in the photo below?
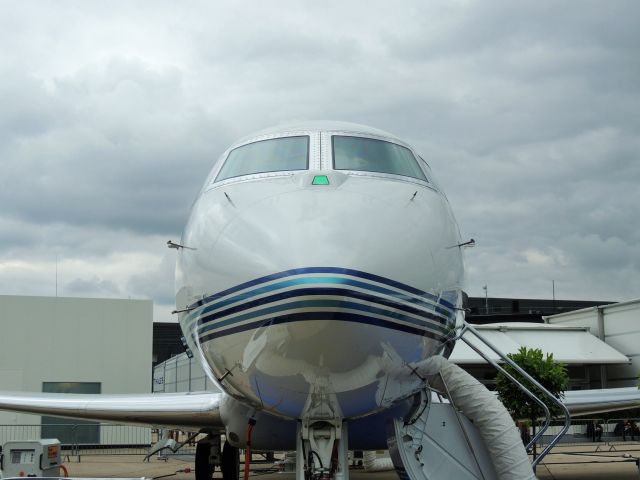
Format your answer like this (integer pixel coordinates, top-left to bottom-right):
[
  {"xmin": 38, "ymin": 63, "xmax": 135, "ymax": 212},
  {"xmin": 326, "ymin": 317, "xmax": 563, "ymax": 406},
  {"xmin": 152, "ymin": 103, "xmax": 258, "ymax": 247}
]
[
  {"xmin": 332, "ymin": 135, "xmax": 427, "ymax": 182},
  {"xmin": 216, "ymin": 136, "xmax": 309, "ymax": 182}
]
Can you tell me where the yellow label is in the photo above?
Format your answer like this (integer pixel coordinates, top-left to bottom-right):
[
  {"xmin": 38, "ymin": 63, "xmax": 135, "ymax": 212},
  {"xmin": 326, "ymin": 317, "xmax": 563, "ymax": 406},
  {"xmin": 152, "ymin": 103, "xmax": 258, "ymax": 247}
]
[{"xmin": 47, "ymin": 446, "xmax": 58, "ymax": 458}]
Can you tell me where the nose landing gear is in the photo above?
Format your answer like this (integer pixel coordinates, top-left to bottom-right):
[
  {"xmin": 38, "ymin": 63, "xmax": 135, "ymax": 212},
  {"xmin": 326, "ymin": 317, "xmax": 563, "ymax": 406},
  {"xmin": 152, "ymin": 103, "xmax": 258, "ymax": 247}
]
[
  {"xmin": 195, "ymin": 435, "xmax": 219, "ymax": 480},
  {"xmin": 296, "ymin": 420, "xmax": 349, "ymax": 480},
  {"xmin": 195, "ymin": 435, "xmax": 239, "ymax": 480},
  {"xmin": 221, "ymin": 441, "xmax": 240, "ymax": 480}
]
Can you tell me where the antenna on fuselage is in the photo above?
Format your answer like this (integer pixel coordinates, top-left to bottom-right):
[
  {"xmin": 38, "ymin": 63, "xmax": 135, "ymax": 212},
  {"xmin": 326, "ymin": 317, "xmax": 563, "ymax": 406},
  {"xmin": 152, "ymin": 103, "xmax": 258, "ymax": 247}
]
[
  {"xmin": 447, "ymin": 238, "xmax": 476, "ymax": 249},
  {"xmin": 224, "ymin": 191, "xmax": 236, "ymax": 207},
  {"xmin": 217, "ymin": 368, "xmax": 234, "ymax": 383},
  {"xmin": 167, "ymin": 240, "xmax": 196, "ymax": 250},
  {"xmin": 171, "ymin": 305, "xmax": 196, "ymax": 314}
]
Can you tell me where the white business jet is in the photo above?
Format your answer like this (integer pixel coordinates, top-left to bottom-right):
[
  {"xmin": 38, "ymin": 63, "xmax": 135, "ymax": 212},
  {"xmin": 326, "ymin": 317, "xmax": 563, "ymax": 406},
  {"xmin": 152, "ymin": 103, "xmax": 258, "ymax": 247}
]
[{"xmin": 1, "ymin": 122, "xmax": 639, "ymax": 480}]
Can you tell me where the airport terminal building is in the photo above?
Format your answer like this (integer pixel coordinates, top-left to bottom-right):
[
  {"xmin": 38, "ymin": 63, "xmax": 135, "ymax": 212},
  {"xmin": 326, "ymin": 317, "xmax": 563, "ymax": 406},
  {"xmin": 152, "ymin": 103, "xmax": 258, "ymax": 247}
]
[{"xmin": 0, "ymin": 295, "xmax": 152, "ymax": 445}]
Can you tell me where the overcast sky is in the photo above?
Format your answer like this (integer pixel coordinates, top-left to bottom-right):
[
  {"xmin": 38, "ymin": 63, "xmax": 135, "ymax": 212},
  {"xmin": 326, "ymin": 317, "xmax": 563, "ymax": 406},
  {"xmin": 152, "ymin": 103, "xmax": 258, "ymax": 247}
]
[{"xmin": 1, "ymin": 1, "xmax": 638, "ymax": 322}]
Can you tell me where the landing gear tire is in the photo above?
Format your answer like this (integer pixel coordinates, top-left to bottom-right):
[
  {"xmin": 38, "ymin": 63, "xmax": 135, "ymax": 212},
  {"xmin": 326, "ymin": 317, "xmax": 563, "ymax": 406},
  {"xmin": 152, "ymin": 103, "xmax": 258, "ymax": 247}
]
[
  {"xmin": 195, "ymin": 441, "xmax": 214, "ymax": 480},
  {"xmin": 221, "ymin": 441, "xmax": 240, "ymax": 480}
]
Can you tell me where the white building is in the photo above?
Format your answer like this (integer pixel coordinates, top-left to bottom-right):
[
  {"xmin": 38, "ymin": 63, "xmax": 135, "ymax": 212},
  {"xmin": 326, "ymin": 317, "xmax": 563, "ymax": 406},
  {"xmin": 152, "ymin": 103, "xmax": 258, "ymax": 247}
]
[
  {"xmin": 0, "ymin": 295, "xmax": 152, "ymax": 445},
  {"xmin": 545, "ymin": 298, "xmax": 640, "ymax": 388},
  {"xmin": 450, "ymin": 322, "xmax": 630, "ymax": 390}
]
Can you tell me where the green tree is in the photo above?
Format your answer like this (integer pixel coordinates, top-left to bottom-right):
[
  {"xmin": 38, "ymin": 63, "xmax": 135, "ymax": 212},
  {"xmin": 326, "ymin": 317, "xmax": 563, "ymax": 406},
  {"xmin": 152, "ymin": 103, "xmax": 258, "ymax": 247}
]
[{"xmin": 496, "ymin": 347, "xmax": 569, "ymax": 458}]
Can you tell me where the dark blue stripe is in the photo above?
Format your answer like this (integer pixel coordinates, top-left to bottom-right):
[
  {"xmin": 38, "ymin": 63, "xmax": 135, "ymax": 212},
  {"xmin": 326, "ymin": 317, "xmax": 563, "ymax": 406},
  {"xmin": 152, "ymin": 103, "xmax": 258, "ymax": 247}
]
[
  {"xmin": 192, "ymin": 277, "xmax": 453, "ymax": 321},
  {"xmin": 198, "ymin": 311, "xmax": 446, "ymax": 342},
  {"xmin": 197, "ymin": 287, "xmax": 450, "ymax": 328},
  {"xmin": 190, "ymin": 267, "xmax": 452, "ymax": 309},
  {"xmin": 198, "ymin": 298, "xmax": 450, "ymax": 336}
]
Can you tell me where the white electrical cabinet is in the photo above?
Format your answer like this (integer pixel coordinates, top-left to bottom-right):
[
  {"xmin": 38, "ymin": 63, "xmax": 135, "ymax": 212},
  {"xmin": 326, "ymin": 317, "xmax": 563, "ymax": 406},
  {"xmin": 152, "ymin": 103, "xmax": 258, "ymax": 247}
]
[{"xmin": 0, "ymin": 439, "xmax": 61, "ymax": 478}]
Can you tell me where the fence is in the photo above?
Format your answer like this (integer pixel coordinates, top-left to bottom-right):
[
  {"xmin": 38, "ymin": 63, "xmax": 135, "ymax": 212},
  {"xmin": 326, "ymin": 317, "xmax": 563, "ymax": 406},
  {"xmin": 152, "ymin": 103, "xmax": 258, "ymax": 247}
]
[
  {"xmin": 1, "ymin": 419, "xmax": 638, "ymax": 460},
  {"xmin": 153, "ymin": 353, "xmax": 220, "ymax": 394},
  {"xmin": 537, "ymin": 417, "xmax": 640, "ymax": 447}
]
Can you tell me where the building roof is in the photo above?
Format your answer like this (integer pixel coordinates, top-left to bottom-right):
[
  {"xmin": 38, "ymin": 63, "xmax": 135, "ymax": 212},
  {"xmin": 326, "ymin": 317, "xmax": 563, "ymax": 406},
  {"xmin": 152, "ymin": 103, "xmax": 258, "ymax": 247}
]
[
  {"xmin": 543, "ymin": 297, "xmax": 640, "ymax": 321},
  {"xmin": 450, "ymin": 322, "xmax": 630, "ymax": 365}
]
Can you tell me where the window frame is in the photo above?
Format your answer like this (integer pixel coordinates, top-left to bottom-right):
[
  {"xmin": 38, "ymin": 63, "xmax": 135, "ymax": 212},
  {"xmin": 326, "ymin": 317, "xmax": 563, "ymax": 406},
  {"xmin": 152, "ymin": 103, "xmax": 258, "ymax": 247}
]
[
  {"xmin": 214, "ymin": 135, "xmax": 310, "ymax": 183},
  {"xmin": 331, "ymin": 134, "xmax": 429, "ymax": 184}
]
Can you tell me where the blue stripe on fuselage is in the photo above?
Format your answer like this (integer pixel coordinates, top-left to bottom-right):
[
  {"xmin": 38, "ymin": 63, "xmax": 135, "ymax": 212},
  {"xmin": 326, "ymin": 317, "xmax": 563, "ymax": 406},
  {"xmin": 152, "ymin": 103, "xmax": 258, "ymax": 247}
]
[
  {"xmin": 197, "ymin": 286, "xmax": 450, "ymax": 329},
  {"xmin": 189, "ymin": 267, "xmax": 456, "ymax": 311},
  {"xmin": 191, "ymin": 277, "xmax": 451, "ymax": 326},
  {"xmin": 198, "ymin": 310, "xmax": 447, "ymax": 343},
  {"xmin": 197, "ymin": 298, "xmax": 450, "ymax": 336}
]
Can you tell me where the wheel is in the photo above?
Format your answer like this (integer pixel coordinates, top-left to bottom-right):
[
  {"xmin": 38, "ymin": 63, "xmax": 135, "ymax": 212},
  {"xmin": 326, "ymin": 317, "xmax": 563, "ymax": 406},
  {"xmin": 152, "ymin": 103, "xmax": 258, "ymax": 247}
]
[
  {"xmin": 195, "ymin": 441, "xmax": 214, "ymax": 480},
  {"xmin": 221, "ymin": 441, "xmax": 240, "ymax": 480}
]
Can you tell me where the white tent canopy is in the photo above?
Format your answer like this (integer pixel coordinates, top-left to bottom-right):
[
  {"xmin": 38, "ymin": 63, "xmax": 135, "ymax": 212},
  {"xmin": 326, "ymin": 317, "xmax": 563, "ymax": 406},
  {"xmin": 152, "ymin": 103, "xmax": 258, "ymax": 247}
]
[{"xmin": 450, "ymin": 323, "xmax": 630, "ymax": 365}]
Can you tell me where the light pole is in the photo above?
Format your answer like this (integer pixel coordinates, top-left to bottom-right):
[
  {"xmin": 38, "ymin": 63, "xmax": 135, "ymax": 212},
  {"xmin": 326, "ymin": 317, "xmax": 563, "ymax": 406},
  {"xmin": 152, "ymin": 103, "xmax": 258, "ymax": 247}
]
[{"xmin": 483, "ymin": 285, "xmax": 489, "ymax": 314}]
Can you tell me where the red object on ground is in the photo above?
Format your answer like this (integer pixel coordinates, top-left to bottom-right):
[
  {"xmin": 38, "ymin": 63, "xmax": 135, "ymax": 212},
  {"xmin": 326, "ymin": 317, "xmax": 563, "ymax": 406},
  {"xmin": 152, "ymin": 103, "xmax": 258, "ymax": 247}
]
[
  {"xmin": 60, "ymin": 464, "xmax": 69, "ymax": 477},
  {"xmin": 244, "ymin": 419, "xmax": 257, "ymax": 480}
]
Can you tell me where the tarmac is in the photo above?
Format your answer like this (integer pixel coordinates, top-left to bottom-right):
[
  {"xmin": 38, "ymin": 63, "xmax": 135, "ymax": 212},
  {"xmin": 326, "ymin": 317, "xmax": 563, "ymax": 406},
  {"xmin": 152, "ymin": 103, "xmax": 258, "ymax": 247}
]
[{"xmin": 53, "ymin": 444, "xmax": 640, "ymax": 479}]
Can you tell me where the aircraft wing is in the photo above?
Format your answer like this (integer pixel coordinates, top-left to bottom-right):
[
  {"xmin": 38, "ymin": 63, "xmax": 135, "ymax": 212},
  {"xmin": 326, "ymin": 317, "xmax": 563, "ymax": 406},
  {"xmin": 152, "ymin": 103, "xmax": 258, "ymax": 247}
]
[
  {"xmin": 0, "ymin": 391, "xmax": 224, "ymax": 431},
  {"xmin": 563, "ymin": 387, "xmax": 640, "ymax": 416},
  {"xmin": 2, "ymin": 386, "xmax": 639, "ymax": 432}
]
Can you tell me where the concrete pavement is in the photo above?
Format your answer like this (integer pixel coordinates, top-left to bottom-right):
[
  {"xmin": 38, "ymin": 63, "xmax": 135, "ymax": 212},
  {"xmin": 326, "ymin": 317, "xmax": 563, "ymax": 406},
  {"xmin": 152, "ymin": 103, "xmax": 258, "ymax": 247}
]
[{"xmin": 55, "ymin": 445, "xmax": 640, "ymax": 480}]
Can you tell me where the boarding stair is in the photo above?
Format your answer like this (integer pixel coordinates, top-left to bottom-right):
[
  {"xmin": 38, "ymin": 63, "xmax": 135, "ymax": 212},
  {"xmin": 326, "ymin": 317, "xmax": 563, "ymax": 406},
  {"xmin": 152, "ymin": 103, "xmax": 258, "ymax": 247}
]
[{"xmin": 385, "ymin": 320, "xmax": 571, "ymax": 480}]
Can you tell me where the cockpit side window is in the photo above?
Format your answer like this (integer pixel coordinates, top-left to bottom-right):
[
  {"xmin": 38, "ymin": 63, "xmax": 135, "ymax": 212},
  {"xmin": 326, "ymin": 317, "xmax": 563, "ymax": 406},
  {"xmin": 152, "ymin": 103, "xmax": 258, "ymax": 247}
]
[
  {"xmin": 332, "ymin": 135, "xmax": 427, "ymax": 182},
  {"xmin": 215, "ymin": 136, "xmax": 309, "ymax": 182},
  {"xmin": 418, "ymin": 156, "xmax": 440, "ymax": 191}
]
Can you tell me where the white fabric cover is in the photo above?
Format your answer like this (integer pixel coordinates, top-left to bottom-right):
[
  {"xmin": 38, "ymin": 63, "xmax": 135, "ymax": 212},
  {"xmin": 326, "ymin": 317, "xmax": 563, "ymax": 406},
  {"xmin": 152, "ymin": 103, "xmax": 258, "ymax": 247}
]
[
  {"xmin": 362, "ymin": 451, "xmax": 394, "ymax": 472},
  {"xmin": 418, "ymin": 356, "xmax": 536, "ymax": 480}
]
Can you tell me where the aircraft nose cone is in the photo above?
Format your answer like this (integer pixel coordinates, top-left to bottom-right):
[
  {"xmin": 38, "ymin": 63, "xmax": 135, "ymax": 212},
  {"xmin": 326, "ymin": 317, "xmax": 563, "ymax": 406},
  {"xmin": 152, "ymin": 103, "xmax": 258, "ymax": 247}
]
[{"xmin": 178, "ymin": 176, "xmax": 463, "ymax": 419}]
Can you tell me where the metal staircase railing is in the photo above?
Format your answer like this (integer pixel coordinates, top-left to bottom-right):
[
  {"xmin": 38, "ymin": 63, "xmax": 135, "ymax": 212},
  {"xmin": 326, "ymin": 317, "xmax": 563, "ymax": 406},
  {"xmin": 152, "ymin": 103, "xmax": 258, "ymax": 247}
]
[{"xmin": 454, "ymin": 321, "xmax": 571, "ymax": 469}]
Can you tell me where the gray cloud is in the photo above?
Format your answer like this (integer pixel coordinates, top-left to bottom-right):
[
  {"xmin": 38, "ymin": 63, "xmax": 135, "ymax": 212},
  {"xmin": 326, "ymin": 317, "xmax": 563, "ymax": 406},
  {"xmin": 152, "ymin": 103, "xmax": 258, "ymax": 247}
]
[
  {"xmin": 0, "ymin": 60, "xmax": 231, "ymax": 234},
  {"xmin": 0, "ymin": 0, "xmax": 638, "ymax": 315},
  {"xmin": 127, "ymin": 253, "xmax": 176, "ymax": 307},
  {"xmin": 66, "ymin": 276, "xmax": 120, "ymax": 296}
]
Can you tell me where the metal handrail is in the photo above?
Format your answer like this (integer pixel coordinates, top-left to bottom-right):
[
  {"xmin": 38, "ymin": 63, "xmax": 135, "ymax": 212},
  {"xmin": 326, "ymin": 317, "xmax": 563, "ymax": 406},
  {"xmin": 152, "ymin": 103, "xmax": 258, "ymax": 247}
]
[
  {"xmin": 456, "ymin": 321, "xmax": 571, "ymax": 468},
  {"xmin": 460, "ymin": 334, "xmax": 552, "ymax": 450}
]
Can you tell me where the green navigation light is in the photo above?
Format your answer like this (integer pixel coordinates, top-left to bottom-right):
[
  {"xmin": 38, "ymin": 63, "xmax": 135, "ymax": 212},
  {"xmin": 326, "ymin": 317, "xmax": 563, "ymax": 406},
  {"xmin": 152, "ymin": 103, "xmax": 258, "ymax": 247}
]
[{"xmin": 312, "ymin": 175, "xmax": 330, "ymax": 186}]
